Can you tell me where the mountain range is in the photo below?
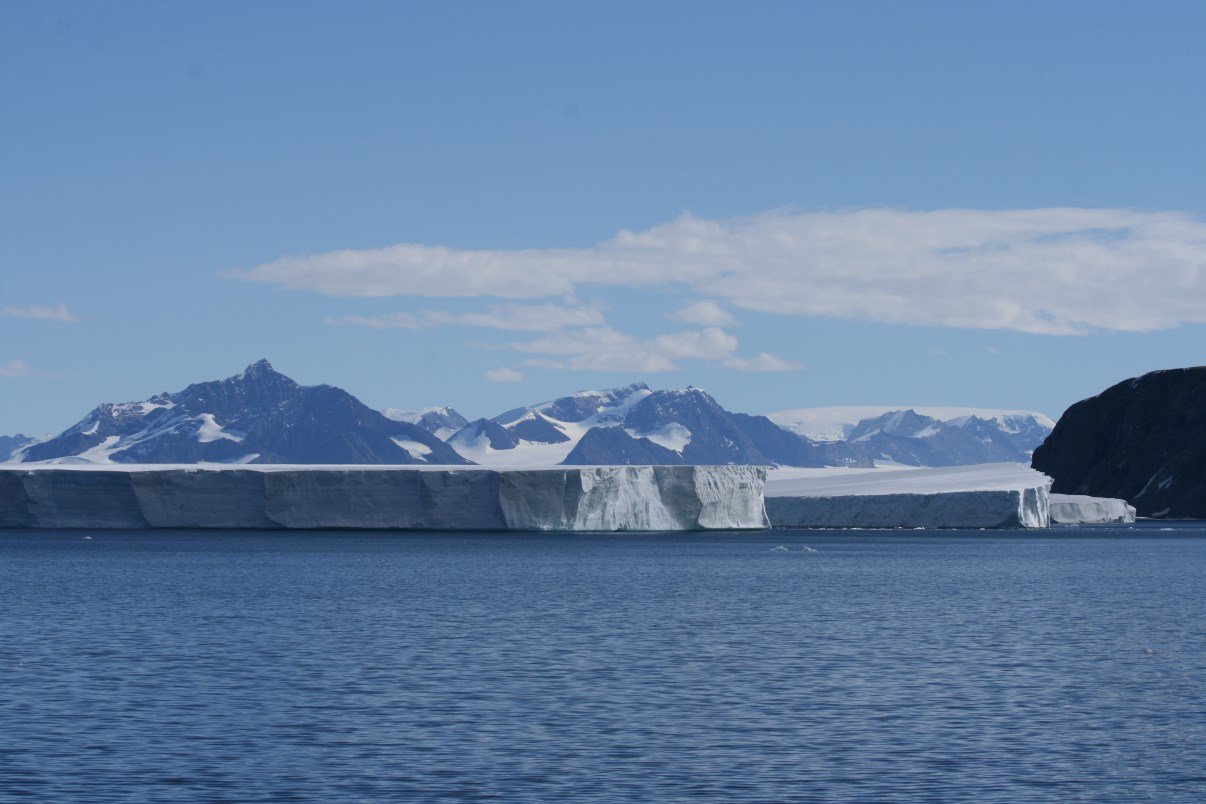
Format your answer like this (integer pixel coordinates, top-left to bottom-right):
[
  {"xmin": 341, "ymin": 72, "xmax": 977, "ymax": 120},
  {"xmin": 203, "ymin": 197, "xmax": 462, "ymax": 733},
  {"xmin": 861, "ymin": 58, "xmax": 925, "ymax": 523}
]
[
  {"xmin": 449, "ymin": 383, "xmax": 873, "ymax": 467},
  {"xmin": 769, "ymin": 406, "xmax": 1055, "ymax": 466},
  {"xmin": 4, "ymin": 360, "xmax": 1054, "ymax": 468}
]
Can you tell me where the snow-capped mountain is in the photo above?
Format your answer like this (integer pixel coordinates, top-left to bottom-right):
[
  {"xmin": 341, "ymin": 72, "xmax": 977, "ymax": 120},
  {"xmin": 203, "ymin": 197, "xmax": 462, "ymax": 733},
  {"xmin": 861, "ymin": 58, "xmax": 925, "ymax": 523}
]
[
  {"xmin": 767, "ymin": 405, "xmax": 1055, "ymax": 467},
  {"xmin": 448, "ymin": 382, "xmax": 653, "ymax": 465},
  {"xmin": 449, "ymin": 383, "xmax": 872, "ymax": 467},
  {"xmin": 381, "ymin": 406, "xmax": 469, "ymax": 440},
  {"xmin": 19, "ymin": 360, "xmax": 469, "ymax": 466}
]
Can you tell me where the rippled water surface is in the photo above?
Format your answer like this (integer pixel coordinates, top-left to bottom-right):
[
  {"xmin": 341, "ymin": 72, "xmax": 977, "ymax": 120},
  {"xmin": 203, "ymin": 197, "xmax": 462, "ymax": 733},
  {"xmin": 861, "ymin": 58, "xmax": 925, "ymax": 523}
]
[{"xmin": 2, "ymin": 524, "xmax": 1204, "ymax": 801}]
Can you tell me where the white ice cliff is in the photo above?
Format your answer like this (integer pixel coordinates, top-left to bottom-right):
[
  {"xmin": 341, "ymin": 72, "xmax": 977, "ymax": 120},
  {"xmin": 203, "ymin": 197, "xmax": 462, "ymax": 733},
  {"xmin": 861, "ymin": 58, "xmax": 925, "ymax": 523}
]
[
  {"xmin": 765, "ymin": 463, "xmax": 1052, "ymax": 529},
  {"xmin": 0, "ymin": 464, "xmax": 769, "ymax": 532},
  {"xmin": 1048, "ymin": 494, "xmax": 1137, "ymax": 525}
]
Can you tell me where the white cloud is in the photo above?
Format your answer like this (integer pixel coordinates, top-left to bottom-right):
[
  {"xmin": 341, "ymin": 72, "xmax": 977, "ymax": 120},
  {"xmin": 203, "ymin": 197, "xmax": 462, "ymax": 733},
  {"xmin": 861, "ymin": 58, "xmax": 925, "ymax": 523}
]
[
  {"xmin": 325, "ymin": 312, "xmax": 426, "ymax": 329},
  {"xmin": 668, "ymin": 300, "xmax": 735, "ymax": 326},
  {"xmin": 511, "ymin": 325, "xmax": 796, "ymax": 373},
  {"xmin": 326, "ymin": 302, "xmax": 605, "ymax": 332},
  {"xmin": 0, "ymin": 359, "xmax": 34, "ymax": 377},
  {"xmin": 239, "ymin": 208, "xmax": 1206, "ymax": 335},
  {"xmin": 722, "ymin": 353, "xmax": 805, "ymax": 372},
  {"xmin": 648, "ymin": 327, "xmax": 738, "ymax": 360},
  {"xmin": 484, "ymin": 367, "xmax": 524, "ymax": 383},
  {"xmin": 429, "ymin": 303, "xmax": 604, "ymax": 331},
  {"xmin": 2, "ymin": 303, "xmax": 78, "ymax": 323}
]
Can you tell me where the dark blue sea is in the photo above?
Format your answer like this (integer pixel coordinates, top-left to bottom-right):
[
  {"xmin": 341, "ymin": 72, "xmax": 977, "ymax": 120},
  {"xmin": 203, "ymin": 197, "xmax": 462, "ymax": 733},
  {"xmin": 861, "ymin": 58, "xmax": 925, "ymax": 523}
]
[{"xmin": 2, "ymin": 524, "xmax": 1204, "ymax": 802}]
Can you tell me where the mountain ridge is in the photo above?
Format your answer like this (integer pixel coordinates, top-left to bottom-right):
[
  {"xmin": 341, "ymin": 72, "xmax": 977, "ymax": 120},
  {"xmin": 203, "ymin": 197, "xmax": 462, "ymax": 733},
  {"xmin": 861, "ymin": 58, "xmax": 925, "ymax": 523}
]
[{"xmin": 16, "ymin": 360, "xmax": 469, "ymax": 466}]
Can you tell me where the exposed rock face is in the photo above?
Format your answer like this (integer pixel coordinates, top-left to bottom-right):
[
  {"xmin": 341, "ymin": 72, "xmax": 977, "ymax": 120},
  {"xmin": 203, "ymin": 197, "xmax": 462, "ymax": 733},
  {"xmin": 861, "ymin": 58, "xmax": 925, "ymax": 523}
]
[
  {"xmin": 1049, "ymin": 494, "xmax": 1136, "ymax": 525},
  {"xmin": 1032, "ymin": 367, "xmax": 1206, "ymax": 518},
  {"xmin": 0, "ymin": 465, "xmax": 769, "ymax": 532},
  {"xmin": 20, "ymin": 360, "xmax": 469, "ymax": 466}
]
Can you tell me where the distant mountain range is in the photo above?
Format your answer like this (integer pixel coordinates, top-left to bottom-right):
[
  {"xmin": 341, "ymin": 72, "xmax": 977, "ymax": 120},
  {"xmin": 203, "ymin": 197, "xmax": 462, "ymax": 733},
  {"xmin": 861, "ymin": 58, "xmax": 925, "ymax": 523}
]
[
  {"xmin": 768, "ymin": 406, "xmax": 1055, "ymax": 466},
  {"xmin": 4, "ymin": 360, "xmax": 1054, "ymax": 468}
]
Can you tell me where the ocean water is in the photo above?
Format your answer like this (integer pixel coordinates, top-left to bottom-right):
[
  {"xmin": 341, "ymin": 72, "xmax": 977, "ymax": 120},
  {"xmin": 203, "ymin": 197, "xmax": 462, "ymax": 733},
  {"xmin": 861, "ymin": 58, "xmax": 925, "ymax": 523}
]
[{"xmin": 1, "ymin": 524, "xmax": 1203, "ymax": 802}]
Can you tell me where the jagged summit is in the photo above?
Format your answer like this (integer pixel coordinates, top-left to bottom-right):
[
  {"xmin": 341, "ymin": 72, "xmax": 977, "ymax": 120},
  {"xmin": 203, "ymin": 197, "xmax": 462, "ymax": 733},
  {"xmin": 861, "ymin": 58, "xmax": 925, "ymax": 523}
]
[{"xmin": 242, "ymin": 358, "xmax": 276, "ymax": 374}]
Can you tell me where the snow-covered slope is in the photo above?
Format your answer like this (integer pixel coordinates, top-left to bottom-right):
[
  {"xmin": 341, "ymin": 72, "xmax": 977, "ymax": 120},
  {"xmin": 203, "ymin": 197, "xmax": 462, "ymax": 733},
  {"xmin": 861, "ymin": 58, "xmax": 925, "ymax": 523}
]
[
  {"xmin": 19, "ymin": 360, "xmax": 469, "ymax": 466},
  {"xmin": 767, "ymin": 405, "xmax": 1054, "ymax": 466}
]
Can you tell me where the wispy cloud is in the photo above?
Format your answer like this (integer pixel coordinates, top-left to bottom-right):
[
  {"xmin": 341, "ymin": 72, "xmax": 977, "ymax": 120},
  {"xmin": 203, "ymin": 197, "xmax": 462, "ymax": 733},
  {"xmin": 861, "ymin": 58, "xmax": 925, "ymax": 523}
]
[
  {"xmin": 239, "ymin": 207, "xmax": 1206, "ymax": 335},
  {"xmin": 3, "ymin": 303, "xmax": 78, "ymax": 323},
  {"xmin": 670, "ymin": 300, "xmax": 733, "ymax": 327},
  {"xmin": 0, "ymin": 359, "xmax": 34, "ymax": 377},
  {"xmin": 722, "ymin": 353, "xmax": 805, "ymax": 372},
  {"xmin": 512, "ymin": 325, "xmax": 799, "ymax": 373},
  {"xmin": 326, "ymin": 302, "xmax": 605, "ymax": 332},
  {"xmin": 668, "ymin": 300, "xmax": 735, "ymax": 327},
  {"xmin": 484, "ymin": 367, "xmax": 524, "ymax": 383},
  {"xmin": 326, "ymin": 311, "xmax": 426, "ymax": 330}
]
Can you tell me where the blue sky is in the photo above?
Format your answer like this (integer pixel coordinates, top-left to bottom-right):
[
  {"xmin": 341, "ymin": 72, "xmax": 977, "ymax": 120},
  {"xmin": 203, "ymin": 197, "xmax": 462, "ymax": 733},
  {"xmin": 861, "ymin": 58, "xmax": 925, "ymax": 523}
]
[{"xmin": 3, "ymin": 1, "xmax": 1205, "ymax": 434}]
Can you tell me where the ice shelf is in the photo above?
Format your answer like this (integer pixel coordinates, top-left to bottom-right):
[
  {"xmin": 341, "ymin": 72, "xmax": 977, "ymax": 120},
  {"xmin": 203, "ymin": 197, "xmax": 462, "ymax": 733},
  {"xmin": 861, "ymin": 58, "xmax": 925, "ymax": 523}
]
[
  {"xmin": 765, "ymin": 463, "xmax": 1052, "ymax": 529},
  {"xmin": 1049, "ymin": 494, "xmax": 1137, "ymax": 525},
  {"xmin": 0, "ymin": 464, "xmax": 769, "ymax": 532}
]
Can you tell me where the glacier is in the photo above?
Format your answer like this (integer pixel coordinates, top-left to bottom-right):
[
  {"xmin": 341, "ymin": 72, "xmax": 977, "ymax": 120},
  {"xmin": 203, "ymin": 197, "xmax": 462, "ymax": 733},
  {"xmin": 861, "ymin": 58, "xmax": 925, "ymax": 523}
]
[
  {"xmin": 765, "ymin": 463, "xmax": 1052, "ymax": 529},
  {"xmin": 1049, "ymin": 494, "xmax": 1136, "ymax": 525},
  {"xmin": 0, "ymin": 464, "xmax": 769, "ymax": 532}
]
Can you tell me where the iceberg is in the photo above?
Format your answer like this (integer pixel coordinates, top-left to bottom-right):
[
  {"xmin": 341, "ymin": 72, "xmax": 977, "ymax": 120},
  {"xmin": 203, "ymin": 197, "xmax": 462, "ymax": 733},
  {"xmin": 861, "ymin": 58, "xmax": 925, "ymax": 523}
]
[
  {"xmin": 1049, "ymin": 494, "xmax": 1136, "ymax": 525},
  {"xmin": 765, "ymin": 463, "xmax": 1052, "ymax": 529},
  {"xmin": 0, "ymin": 464, "xmax": 769, "ymax": 532}
]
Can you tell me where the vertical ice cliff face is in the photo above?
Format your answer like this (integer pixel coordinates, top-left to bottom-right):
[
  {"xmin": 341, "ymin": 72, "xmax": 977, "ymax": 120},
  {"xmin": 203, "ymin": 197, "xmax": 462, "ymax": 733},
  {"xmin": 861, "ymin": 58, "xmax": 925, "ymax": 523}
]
[
  {"xmin": 0, "ymin": 465, "xmax": 769, "ymax": 532},
  {"xmin": 765, "ymin": 487, "xmax": 1050, "ymax": 529},
  {"xmin": 764, "ymin": 463, "xmax": 1052, "ymax": 529},
  {"xmin": 1048, "ymin": 494, "xmax": 1137, "ymax": 525}
]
